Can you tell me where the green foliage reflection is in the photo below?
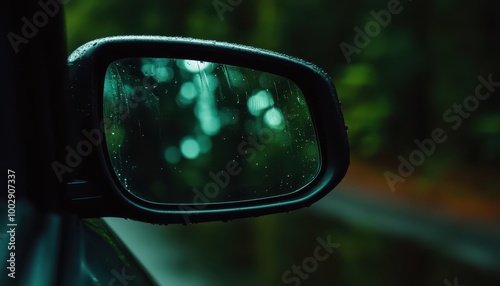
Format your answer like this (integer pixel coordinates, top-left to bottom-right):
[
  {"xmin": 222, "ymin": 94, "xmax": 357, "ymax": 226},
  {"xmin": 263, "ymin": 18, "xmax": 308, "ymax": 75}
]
[{"xmin": 103, "ymin": 58, "xmax": 320, "ymax": 203}]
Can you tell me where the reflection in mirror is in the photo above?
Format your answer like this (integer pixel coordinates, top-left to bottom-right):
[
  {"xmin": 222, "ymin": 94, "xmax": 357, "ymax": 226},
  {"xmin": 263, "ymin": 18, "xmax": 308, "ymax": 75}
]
[{"xmin": 103, "ymin": 58, "xmax": 320, "ymax": 204}]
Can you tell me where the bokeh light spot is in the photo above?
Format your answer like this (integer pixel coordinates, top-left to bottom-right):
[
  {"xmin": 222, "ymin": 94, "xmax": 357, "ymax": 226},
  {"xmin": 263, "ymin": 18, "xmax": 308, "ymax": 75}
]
[{"xmin": 180, "ymin": 137, "xmax": 201, "ymax": 159}]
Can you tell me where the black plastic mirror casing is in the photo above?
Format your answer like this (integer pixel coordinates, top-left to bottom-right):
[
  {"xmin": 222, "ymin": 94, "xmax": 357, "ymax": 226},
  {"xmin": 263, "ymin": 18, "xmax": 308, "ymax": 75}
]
[{"xmin": 62, "ymin": 36, "xmax": 349, "ymax": 224}]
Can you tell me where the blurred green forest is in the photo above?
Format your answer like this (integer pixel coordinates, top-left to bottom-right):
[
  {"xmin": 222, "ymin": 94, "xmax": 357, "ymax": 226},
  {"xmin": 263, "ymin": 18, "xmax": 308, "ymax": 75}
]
[
  {"xmin": 65, "ymin": 1, "xmax": 500, "ymax": 285},
  {"xmin": 65, "ymin": 0, "xmax": 499, "ymax": 171}
]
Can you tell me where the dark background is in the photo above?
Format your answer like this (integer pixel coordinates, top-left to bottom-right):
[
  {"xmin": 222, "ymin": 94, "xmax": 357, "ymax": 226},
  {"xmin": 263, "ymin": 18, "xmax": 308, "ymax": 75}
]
[{"xmin": 65, "ymin": 1, "xmax": 500, "ymax": 285}]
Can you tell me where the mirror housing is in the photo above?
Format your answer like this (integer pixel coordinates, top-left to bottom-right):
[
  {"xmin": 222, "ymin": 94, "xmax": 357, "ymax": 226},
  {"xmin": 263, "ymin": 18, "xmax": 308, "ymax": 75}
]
[{"xmin": 61, "ymin": 36, "xmax": 349, "ymax": 224}]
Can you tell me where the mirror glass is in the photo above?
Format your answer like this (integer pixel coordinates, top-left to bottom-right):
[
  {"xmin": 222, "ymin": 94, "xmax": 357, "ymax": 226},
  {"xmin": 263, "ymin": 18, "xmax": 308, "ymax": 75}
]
[{"xmin": 103, "ymin": 58, "xmax": 320, "ymax": 204}]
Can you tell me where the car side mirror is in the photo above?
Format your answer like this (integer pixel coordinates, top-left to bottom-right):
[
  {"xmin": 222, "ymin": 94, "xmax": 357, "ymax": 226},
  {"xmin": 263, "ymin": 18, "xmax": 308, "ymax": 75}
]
[{"xmin": 61, "ymin": 36, "xmax": 349, "ymax": 224}]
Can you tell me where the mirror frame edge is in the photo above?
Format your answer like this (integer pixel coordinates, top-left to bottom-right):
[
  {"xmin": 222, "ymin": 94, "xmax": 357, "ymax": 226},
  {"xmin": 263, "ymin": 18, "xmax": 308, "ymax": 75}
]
[{"xmin": 63, "ymin": 36, "xmax": 350, "ymax": 224}]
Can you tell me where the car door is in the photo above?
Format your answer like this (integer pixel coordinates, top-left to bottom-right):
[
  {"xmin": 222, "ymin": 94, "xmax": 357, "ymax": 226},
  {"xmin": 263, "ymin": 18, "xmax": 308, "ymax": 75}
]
[{"xmin": 1, "ymin": 2, "xmax": 156, "ymax": 285}]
